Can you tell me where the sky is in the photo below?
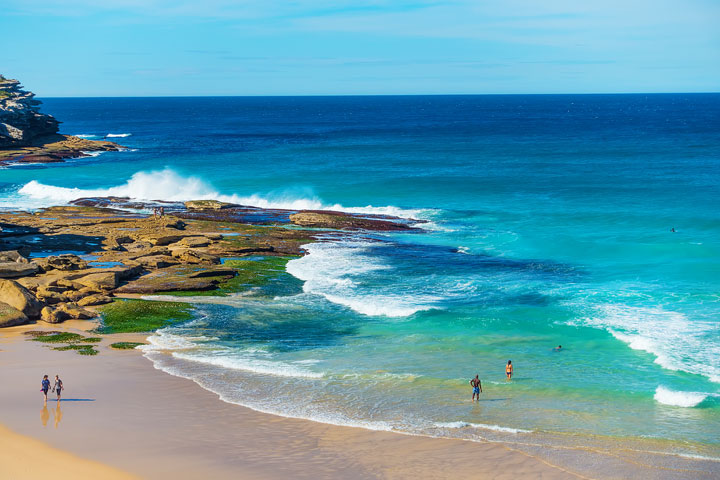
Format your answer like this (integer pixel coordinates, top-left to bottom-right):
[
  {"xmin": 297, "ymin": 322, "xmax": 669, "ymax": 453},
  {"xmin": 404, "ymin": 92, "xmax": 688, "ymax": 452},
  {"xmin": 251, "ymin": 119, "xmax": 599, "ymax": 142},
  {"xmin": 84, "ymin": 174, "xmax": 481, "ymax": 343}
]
[{"xmin": 1, "ymin": 0, "xmax": 719, "ymax": 96}]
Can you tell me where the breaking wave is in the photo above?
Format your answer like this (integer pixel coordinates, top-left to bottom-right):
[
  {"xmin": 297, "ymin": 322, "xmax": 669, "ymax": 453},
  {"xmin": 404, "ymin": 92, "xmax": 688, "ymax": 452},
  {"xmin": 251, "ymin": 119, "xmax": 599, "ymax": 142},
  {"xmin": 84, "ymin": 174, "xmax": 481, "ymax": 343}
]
[
  {"xmin": 13, "ymin": 168, "xmax": 429, "ymax": 220},
  {"xmin": 575, "ymin": 303, "xmax": 720, "ymax": 384},
  {"xmin": 654, "ymin": 386, "xmax": 709, "ymax": 408},
  {"xmin": 286, "ymin": 240, "xmax": 441, "ymax": 317}
]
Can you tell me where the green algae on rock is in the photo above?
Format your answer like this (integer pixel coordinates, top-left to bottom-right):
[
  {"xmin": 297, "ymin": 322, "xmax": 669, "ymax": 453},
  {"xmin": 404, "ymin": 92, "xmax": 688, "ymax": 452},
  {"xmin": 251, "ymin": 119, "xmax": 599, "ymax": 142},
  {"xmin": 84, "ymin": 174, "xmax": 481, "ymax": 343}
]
[
  {"xmin": 52, "ymin": 344, "xmax": 99, "ymax": 355},
  {"xmin": 109, "ymin": 342, "xmax": 145, "ymax": 350},
  {"xmin": 97, "ymin": 298, "xmax": 194, "ymax": 333}
]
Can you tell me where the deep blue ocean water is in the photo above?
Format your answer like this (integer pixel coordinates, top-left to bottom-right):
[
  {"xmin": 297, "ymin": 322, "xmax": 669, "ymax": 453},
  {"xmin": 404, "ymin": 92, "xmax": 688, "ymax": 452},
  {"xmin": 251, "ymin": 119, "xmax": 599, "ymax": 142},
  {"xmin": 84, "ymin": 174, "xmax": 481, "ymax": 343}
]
[{"xmin": 2, "ymin": 94, "xmax": 719, "ymax": 458}]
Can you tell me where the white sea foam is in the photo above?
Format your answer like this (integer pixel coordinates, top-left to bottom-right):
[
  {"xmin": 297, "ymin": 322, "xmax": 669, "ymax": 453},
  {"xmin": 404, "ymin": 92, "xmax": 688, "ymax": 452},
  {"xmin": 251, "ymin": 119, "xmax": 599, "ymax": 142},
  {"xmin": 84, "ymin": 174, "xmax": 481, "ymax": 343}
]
[
  {"xmin": 654, "ymin": 386, "xmax": 708, "ymax": 408},
  {"xmin": 13, "ymin": 168, "xmax": 429, "ymax": 220},
  {"xmin": 456, "ymin": 246, "xmax": 470, "ymax": 254},
  {"xmin": 80, "ymin": 150, "xmax": 106, "ymax": 157},
  {"xmin": 434, "ymin": 421, "xmax": 531, "ymax": 434},
  {"xmin": 286, "ymin": 240, "xmax": 441, "ymax": 317},
  {"xmin": 141, "ymin": 329, "xmax": 218, "ymax": 352},
  {"xmin": 576, "ymin": 303, "xmax": 720, "ymax": 383},
  {"xmin": 171, "ymin": 351, "xmax": 325, "ymax": 379},
  {"xmin": 106, "ymin": 133, "xmax": 132, "ymax": 137},
  {"xmin": 75, "ymin": 134, "xmax": 99, "ymax": 138}
]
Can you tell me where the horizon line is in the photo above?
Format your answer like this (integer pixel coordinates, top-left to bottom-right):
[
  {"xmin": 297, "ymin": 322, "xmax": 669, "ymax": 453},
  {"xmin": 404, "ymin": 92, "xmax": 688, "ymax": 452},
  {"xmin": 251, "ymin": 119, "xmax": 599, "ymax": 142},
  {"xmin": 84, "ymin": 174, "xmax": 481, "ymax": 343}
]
[{"xmin": 39, "ymin": 91, "xmax": 720, "ymax": 99}]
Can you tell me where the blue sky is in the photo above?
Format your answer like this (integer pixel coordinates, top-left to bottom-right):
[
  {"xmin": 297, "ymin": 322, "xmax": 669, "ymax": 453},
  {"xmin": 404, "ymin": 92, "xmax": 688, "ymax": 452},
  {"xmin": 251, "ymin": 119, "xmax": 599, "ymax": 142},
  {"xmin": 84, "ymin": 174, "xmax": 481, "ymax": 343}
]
[{"xmin": 2, "ymin": 0, "xmax": 718, "ymax": 96}]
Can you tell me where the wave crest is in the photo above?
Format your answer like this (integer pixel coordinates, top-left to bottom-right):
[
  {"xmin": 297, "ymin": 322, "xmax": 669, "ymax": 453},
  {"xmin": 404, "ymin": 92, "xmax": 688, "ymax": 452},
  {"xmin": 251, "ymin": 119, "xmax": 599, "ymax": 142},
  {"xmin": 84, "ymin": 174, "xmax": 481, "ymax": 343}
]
[
  {"xmin": 654, "ymin": 386, "xmax": 708, "ymax": 408},
  {"xmin": 13, "ymin": 168, "xmax": 427, "ymax": 220}
]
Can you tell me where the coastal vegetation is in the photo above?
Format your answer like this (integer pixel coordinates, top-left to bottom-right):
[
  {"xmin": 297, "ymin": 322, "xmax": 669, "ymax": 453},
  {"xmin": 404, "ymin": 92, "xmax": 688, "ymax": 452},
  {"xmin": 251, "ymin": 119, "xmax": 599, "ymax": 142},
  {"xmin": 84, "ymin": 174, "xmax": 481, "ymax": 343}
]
[
  {"xmin": 27, "ymin": 331, "xmax": 101, "ymax": 344},
  {"xmin": 52, "ymin": 344, "xmax": 98, "ymax": 355},
  {"xmin": 110, "ymin": 341, "xmax": 145, "ymax": 350},
  {"xmin": 25, "ymin": 330, "xmax": 102, "ymax": 355},
  {"xmin": 160, "ymin": 255, "xmax": 297, "ymax": 296},
  {"xmin": 97, "ymin": 299, "xmax": 194, "ymax": 333}
]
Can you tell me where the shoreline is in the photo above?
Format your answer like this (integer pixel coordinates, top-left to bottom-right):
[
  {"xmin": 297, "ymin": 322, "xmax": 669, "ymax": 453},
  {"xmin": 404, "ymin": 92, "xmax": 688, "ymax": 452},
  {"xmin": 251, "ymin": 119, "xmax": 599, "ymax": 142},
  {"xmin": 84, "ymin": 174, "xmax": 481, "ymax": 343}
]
[
  {"xmin": 3, "ymin": 322, "xmax": 718, "ymax": 479},
  {"xmin": 0, "ymin": 322, "xmax": 583, "ymax": 480}
]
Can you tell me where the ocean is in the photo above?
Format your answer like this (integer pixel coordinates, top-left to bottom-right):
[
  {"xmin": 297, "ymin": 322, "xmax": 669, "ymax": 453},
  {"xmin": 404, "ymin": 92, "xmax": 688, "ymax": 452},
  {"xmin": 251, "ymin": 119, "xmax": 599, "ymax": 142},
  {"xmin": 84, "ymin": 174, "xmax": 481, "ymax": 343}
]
[{"xmin": 2, "ymin": 94, "xmax": 719, "ymax": 459}]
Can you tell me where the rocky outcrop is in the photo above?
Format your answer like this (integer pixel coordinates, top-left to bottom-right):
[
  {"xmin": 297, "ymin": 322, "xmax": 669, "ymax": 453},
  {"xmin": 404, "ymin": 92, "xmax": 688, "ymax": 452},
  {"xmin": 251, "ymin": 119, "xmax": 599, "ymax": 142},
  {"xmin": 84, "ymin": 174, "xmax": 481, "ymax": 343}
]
[
  {"xmin": 289, "ymin": 211, "xmax": 415, "ymax": 231},
  {"xmin": 184, "ymin": 200, "xmax": 235, "ymax": 210},
  {"xmin": 0, "ymin": 301, "xmax": 29, "ymax": 327},
  {"xmin": 0, "ymin": 199, "xmax": 423, "ymax": 327},
  {"xmin": 0, "ymin": 74, "xmax": 123, "ymax": 164},
  {"xmin": 0, "ymin": 75, "xmax": 58, "ymax": 147},
  {"xmin": 0, "ymin": 279, "xmax": 42, "ymax": 318}
]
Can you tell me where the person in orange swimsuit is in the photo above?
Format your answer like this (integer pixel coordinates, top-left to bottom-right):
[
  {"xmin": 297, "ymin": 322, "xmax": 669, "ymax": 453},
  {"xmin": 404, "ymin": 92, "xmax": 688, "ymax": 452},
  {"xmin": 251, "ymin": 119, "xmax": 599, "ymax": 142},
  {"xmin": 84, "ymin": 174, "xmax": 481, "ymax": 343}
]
[{"xmin": 505, "ymin": 360, "xmax": 513, "ymax": 380}]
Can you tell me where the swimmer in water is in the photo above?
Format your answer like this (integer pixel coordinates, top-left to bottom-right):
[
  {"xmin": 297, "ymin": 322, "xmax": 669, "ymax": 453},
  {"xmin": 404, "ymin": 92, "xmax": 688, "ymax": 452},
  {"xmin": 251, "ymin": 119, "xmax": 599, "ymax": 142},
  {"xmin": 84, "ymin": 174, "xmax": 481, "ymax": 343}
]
[{"xmin": 505, "ymin": 360, "xmax": 513, "ymax": 380}]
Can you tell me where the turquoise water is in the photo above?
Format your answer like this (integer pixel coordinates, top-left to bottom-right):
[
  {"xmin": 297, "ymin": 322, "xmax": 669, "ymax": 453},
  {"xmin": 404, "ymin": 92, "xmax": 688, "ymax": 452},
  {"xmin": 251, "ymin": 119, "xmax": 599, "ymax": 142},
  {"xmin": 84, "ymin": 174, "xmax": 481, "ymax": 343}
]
[{"xmin": 2, "ymin": 95, "xmax": 719, "ymax": 457}]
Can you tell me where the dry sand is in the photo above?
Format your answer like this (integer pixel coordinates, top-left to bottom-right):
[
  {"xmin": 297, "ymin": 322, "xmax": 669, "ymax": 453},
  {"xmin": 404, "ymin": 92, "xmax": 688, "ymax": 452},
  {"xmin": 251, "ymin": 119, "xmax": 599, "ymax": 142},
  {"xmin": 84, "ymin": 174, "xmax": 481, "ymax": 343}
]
[{"xmin": 1, "ymin": 323, "xmax": 715, "ymax": 480}]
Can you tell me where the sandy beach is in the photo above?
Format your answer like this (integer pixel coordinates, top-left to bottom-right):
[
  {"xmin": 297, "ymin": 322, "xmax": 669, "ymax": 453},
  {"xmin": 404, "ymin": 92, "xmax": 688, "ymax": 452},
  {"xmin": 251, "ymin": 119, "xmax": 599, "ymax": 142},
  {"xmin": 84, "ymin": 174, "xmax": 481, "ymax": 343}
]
[
  {"xmin": 2, "ymin": 322, "xmax": 717, "ymax": 480},
  {"xmin": 0, "ymin": 323, "xmax": 581, "ymax": 480}
]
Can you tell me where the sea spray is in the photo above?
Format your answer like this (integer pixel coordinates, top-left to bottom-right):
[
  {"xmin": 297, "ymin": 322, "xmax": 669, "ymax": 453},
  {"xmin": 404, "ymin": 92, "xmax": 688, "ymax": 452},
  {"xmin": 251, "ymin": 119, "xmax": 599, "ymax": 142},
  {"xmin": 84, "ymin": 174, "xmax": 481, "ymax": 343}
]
[{"xmin": 15, "ymin": 168, "xmax": 429, "ymax": 219}]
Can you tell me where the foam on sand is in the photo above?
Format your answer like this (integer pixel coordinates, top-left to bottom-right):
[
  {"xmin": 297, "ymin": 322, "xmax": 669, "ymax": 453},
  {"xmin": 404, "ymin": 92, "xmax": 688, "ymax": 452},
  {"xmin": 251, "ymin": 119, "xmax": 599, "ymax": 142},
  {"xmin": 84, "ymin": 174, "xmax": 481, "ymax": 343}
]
[
  {"xmin": 434, "ymin": 421, "xmax": 532, "ymax": 434},
  {"xmin": 171, "ymin": 351, "xmax": 325, "ymax": 379}
]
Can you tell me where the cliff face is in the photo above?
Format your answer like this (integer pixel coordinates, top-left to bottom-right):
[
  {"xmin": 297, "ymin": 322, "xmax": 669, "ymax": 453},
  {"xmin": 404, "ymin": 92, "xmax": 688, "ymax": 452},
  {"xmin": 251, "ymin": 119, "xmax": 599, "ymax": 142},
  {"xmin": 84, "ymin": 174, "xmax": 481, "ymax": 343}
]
[{"xmin": 0, "ymin": 75, "xmax": 60, "ymax": 147}]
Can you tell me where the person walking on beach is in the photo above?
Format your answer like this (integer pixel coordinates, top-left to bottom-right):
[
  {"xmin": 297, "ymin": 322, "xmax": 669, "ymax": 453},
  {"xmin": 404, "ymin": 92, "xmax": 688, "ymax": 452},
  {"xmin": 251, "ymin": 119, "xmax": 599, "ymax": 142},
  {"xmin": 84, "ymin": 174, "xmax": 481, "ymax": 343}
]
[
  {"xmin": 505, "ymin": 360, "xmax": 513, "ymax": 380},
  {"xmin": 53, "ymin": 375, "xmax": 64, "ymax": 401},
  {"xmin": 470, "ymin": 375, "xmax": 482, "ymax": 401},
  {"xmin": 41, "ymin": 375, "xmax": 50, "ymax": 403}
]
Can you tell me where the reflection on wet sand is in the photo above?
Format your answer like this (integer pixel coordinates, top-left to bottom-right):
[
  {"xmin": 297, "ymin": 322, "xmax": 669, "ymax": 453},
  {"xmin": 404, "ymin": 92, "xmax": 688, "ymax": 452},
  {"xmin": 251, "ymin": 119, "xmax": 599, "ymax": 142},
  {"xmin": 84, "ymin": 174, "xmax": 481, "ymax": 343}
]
[
  {"xmin": 53, "ymin": 404, "xmax": 62, "ymax": 428},
  {"xmin": 41, "ymin": 405, "xmax": 49, "ymax": 427}
]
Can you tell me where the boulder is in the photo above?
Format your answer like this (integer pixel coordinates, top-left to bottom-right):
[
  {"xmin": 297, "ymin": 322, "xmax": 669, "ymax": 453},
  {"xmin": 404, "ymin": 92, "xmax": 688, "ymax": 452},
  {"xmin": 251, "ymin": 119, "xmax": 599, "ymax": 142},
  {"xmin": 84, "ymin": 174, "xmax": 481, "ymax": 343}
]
[
  {"xmin": 74, "ymin": 272, "xmax": 118, "ymax": 291},
  {"xmin": 35, "ymin": 287, "xmax": 69, "ymax": 305},
  {"xmin": 0, "ymin": 301, "xmax": 29, "ymax": 327},
  {"xmin": 40, "ymin": 305, "xmax": 70, "ymax": 324},
  {"xmin": 77, "ymin": 294, "xmax": 113, "ymax": 307},
  {"xmin": 63, "ymin": 290, "xmax": 85, "ymax": 302},
  {"xmin": 34, "ymin": 254, "xmax": 88, "ymax": 272},
  {"xmin": 184, "ymin": 200, "xmax": 234, "ymax": 210},
  {"xmin": 57, "ymin": 303, "xmax": 96, "ymax": 320},
  {"xmin": 0, "ymin": 250, "xmax": 29, "ymax": 263},
  {"xmin": 0, "ymin": 279, "xmax": 42, "ymax": 318},
  {"xmin": 124, "ymin": 241, "xmax": 153, "ymax": 253},
  {"xmin": 143, "ymin": 235, "xmax": 185, "ymax": 246},
  {"xmin": 0, "ymin": 261, "xmax": 39, "ymax": 278},
  {"xmin": 163, "ymin": 219, "xmax": 186, "ymax": 230},
  {"xmin": 170, "ymin": 248, "xmax": 219, "ymax": 265},
  {"xmin": 178, "ymin": 236, "xmax": 211, "ymax": 248},
  {"xmin": 136, "ymin": 255, "xmax": 179, "ymax": 269},
  {"xmin": 56, "ymin": 279, "xmax": 84, "ymax": 290}
]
